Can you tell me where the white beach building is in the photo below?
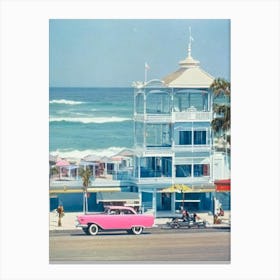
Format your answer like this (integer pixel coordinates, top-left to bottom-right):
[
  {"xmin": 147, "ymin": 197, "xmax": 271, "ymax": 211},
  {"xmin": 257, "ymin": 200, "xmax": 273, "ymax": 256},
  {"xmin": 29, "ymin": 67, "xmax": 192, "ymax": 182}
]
[{"xmin": 131, "ymin": 35, "xmax": 230, "ymax": 216}]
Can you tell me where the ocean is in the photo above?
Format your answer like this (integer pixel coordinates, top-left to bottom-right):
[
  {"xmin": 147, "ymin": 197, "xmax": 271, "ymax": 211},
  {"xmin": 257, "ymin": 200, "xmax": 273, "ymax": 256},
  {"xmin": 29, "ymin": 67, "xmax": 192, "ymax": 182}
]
[
  {"xmin": 49, "ymin": 87, "xmax": 134, "ymax": 159},
  {"xmin": 49, "ymin": 87, "xmax": 229, "ymax": 159}
]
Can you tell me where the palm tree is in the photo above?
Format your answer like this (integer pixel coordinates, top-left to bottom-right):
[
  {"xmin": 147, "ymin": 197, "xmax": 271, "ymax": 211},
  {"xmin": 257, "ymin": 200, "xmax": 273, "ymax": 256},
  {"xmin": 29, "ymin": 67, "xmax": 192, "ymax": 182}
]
[
  {"xmin": 210, "ymin": 78, "xmax": 230, "ymax": 99},
  {"xmin": 210, "ymin": 78, "xmax": 231, "ymax": 148},
  {"xmin": 79, "ymin": 167, "xmax": 92, "ymax": 214},
  {"xmin": 212, "ymin": 104, "xmax": 231, "ymax": 133},
  {"xmin": 50, "ymin": 166, "xmax": 59, "ymax": 178}
]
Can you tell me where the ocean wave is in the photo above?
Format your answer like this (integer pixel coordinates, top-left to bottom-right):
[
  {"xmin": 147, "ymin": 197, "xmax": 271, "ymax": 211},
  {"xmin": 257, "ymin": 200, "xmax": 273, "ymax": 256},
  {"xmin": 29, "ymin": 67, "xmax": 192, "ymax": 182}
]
[
  {"xmin": 49, "ymin": 116, "xmax": 131, "ymax": 124},
  {"xmin": 50, "ymin": 147, "xmax": 128, "ymax": 159},
  {"xmin": 49, "ymin": 99, "xmax": 85, "ymax": 105}
]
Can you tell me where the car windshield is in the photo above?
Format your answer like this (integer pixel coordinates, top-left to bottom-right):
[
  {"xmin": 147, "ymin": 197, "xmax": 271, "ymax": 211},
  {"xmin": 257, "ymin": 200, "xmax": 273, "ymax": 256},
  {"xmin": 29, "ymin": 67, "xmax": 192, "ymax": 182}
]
[{"xmin": 104, "ymin": 207, "xmax": 135, "ymax": 215}]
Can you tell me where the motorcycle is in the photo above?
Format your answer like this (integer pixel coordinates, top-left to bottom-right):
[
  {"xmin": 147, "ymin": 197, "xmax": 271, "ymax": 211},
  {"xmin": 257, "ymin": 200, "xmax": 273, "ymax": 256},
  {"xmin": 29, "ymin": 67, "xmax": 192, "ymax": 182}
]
[{"xmin": 166, "ymin": 213, "xmax": 206, "ymax": 229}]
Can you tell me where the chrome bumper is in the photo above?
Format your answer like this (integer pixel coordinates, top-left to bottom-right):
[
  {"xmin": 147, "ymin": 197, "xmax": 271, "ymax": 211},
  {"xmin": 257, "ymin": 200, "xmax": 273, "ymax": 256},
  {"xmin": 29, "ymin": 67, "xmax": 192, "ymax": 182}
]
[{"xmin": 75, "ymin": 223, "xmax": 88, "ymax": 229}]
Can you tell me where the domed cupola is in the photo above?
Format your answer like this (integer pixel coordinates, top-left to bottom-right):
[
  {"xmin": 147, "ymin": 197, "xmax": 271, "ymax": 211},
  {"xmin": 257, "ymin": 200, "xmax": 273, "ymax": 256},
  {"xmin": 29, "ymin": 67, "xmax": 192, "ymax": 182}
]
[{"xmin": 163, "ymin": 27, "xmax": 214, "ymax": 88}]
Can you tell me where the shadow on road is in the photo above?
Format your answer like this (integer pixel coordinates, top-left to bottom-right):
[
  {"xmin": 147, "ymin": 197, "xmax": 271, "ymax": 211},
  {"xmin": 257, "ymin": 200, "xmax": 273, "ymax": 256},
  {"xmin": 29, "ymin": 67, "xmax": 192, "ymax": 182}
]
[{"xmin": 70, "ymin": 231, "xmax": 153, "ymax": 237}]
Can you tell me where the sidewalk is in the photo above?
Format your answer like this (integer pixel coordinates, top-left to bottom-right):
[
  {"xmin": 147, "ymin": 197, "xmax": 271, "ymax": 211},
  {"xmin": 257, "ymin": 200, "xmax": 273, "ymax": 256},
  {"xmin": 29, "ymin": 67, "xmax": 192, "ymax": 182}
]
[{"xmin": 49, "ymin": 211, "xmax": 230, "ymax": 231}]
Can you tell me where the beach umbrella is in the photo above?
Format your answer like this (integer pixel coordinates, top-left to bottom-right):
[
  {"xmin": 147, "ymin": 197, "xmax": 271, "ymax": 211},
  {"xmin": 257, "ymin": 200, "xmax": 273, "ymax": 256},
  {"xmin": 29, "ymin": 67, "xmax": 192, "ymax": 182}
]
[
  {"xmin": 55, "ymin": 159, "xmax": 70, "ymax": 179},
  {"xmin": 55, "ymin": 159, "xmax": 70, "ymax": 167},
  {"xmin": 159, "ymin": 184, "xmax": 192, "ymax": 193},
  {"xmin": 159, "ymin": 184, "xmax": 192, "ymax": 209}
]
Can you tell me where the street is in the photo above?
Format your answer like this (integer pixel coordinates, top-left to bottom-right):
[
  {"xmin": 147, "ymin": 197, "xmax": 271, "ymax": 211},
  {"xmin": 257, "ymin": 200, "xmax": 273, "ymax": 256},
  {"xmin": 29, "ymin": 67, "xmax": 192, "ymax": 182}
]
[{"xmin": 50, "ymin": 227, "xmax": 230, "ymax": 263}]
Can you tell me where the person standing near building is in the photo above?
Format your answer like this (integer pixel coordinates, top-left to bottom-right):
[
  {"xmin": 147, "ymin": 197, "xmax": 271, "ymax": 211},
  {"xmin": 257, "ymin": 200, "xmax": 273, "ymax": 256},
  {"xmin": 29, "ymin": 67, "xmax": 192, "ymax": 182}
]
[{"xmin": 56, "ymin": 205, "xmax": 64, "ymax": 227}]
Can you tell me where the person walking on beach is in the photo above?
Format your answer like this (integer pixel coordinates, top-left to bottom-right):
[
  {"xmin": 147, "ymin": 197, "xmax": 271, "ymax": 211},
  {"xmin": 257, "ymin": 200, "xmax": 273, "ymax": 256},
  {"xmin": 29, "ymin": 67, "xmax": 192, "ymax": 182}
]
[{"xmin": 56, "ymin": 205, "xmax": 64, "ymax": 227}]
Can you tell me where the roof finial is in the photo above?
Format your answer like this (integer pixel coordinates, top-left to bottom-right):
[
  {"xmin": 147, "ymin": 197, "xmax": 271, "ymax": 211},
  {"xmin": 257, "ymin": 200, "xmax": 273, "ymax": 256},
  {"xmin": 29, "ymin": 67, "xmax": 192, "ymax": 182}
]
[
  {"xmin": 179, "ymin": 26, "xmax": 199, "ymax": 67},
  {"xmin": 188, "ymin": 26, "xmax": 194, "ymax": 58}
]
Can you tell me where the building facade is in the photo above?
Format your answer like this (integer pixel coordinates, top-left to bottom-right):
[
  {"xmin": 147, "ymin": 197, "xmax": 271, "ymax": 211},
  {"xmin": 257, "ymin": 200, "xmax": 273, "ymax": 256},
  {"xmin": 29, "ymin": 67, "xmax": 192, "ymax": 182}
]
[{"xmin": 131, "ymin": 37, "xmax": 229, "ymax": 216}]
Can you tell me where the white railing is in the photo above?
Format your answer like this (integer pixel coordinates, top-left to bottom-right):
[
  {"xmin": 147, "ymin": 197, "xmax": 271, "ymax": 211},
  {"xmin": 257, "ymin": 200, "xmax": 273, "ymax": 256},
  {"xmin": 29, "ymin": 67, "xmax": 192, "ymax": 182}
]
[
  {"xmin": 133, "ymin": 177, "xmax": 173, "ymax": 184},
  {"xmin": 145, "ymin": 114, "xmax": 172, "ymax": 123},
  {"xmin": 134, "ymin": 113, "xmax": 172, "ymax": 123},
  {"xmin": 134, "ymin": 111, "xmax": 212, "ymax": 123},
  {"xmin": 143, "ymin": 147, "xmax": 173, "ymax": 156},
  {"xmin": 173, "ymin": 177, "xmax": 210, "ymax": 185},
  {"xmin": 173, "ymin": 145, "xmax": 211, "ymax": 153},
  {"xmin": 131, "ymin": 176, "xmax": 213, "ymax": 189},
  {"xmin": 173, "ymin": 111, "xmax": 212, "ymax": 121}
]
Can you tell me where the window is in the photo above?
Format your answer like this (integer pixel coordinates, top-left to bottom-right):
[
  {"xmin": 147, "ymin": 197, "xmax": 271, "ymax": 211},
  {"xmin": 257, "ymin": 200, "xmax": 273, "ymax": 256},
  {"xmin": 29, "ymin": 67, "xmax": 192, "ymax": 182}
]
[
  {"xmin": 122, "ymin": 209, "xmax": 134, "ymax": 215},
  {"xmin": 194, "ymin": 131, "xmax": 206, "ymax": 145},
  {"xmin": 140, "ymin": 157, "xmax": 172, "ymax": 177},
  {"xmin": 146, "ymin": 92, "xmax": 170, "ymax": 114},
  {"xmin": 176, "ymin": 165, "xmax": 192, "ymax": 177},
  {"xmin": 194, "ymin": 164, "xmax": 210, "ymax": 177},
  {"xmin": 146, "ymin": 124, "xmax": 171, "ymax": 147},
  {"xmin": 179, "ymin": 131, "xmax": 192, "ymax": 145},
  {"xmin": 135, "ymin": 122, "xmax": 144, "ymax": 146}
]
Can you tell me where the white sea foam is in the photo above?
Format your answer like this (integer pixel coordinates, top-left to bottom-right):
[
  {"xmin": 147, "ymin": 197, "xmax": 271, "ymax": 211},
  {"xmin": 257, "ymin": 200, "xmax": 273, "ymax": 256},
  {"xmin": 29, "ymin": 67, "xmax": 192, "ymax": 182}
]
[
  {"xmin": 49, "ymin": 116, "xmax": 131, "ymax": 124},
  {"xmin": 49, "ymin": 99, "xmax": 85, "ymax": 105},
  {"xmin": 50, "ymin": 147, "xmax": 127, "ymax": 160}
]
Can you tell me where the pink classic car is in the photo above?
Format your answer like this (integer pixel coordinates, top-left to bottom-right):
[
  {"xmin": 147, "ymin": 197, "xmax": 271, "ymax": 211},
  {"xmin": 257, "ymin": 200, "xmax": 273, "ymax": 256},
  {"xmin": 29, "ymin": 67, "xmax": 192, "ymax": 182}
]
[{"xmin": 76, "ymin": 206, "xmax": 155, "ymax": 235}]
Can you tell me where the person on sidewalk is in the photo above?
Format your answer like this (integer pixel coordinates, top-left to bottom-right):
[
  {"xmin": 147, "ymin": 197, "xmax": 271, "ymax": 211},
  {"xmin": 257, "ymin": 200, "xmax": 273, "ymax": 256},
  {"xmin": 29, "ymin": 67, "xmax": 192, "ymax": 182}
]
[
  {"xmin": 56, "ymin": 205, "xmax": 65, "ymax": 227},
  {"xmin": 182, "ymin": 209, "xmax": 190, "ymax": 221}
]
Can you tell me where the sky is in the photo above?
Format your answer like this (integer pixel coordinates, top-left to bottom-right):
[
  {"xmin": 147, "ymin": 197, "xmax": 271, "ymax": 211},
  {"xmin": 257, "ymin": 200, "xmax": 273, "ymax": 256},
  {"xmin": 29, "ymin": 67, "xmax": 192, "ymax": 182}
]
[{"xmin": 49, "ymin": 19, "xmax": 230, "ymax": 87}]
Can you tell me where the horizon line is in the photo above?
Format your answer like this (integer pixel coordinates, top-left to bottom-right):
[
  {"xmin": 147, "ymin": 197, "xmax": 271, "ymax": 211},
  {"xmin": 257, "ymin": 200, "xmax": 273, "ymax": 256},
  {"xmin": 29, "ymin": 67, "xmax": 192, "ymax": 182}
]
[{"xmin": 49, "ymin": 85, "xmax": 133, "ymax": 88}]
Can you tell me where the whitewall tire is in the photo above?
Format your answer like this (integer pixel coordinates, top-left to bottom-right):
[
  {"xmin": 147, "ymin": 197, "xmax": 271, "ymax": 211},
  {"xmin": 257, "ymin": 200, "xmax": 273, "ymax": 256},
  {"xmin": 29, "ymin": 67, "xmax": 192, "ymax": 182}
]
[
  {"xmin": 131, "ymin": 226, "xmax": 143, "ymax": 235},
  {"xmin": 88, "ymin": 224, "xmax": 99, "ymax": 236}
]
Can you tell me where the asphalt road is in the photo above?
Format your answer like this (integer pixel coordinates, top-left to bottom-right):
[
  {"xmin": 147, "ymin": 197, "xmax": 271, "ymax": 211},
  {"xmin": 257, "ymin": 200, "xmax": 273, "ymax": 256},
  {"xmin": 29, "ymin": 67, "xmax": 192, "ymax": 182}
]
[{"xmin": 50, "ymin": 227, "xmax": 230, "ymax": 263}]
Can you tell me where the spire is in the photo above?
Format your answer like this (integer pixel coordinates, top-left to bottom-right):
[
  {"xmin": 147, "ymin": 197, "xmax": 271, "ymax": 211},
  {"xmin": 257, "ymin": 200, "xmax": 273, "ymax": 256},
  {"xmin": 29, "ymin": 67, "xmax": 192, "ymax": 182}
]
[
  {"xmin": 179, "ymin": 26, "xmax": 200, "ymax": 68},
  {"xmin": 187, "ymin": 26, "xmax": 194, "ymax": 58}
]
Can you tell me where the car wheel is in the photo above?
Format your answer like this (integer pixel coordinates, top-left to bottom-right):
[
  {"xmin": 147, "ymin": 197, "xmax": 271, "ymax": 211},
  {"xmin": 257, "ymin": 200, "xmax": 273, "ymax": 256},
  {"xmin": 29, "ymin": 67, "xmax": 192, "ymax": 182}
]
[
  {"xmin": 131, "ymin": 226, "xmax": 143, "ymax": 235},
  {"xmin": 88, "ymin": 224, "xmax": 99, "ymax": 236}
]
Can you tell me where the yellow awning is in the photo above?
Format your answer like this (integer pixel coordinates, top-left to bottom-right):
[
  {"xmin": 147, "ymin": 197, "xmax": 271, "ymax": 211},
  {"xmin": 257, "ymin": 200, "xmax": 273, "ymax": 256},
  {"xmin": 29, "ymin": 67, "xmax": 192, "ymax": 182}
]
[
  {"xmin": 159, "ymin": 184, "xmax": 192, "ymax": 193},
  {"xmin": 158, "ymin": 184, "xmax": 215, "ymax": 193}
]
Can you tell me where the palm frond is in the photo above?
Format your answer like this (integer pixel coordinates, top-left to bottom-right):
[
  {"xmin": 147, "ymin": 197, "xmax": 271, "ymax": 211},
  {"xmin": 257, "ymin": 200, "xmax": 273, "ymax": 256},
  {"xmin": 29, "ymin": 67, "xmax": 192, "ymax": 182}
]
[{"xmin": 210, "ymin": 78, "xmax": 230, "ymax": 98}]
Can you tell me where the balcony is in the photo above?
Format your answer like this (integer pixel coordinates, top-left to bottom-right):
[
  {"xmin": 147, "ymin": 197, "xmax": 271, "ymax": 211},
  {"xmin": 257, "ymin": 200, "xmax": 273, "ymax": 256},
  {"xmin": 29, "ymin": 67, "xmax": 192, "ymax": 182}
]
[
  {"xmin": 142, "ymin": 146, "xmax": 173, "ymax": 156},
  {"xmin": 131, "ymin": 176, "xmax": 173, "ymax": 185},
  {"xmin": 49, "ymin": 169, "xmax": 133, "ymax": 190},
  {"xmin": 131, "ymin": 176, "xmax": 214, "ymax": 191},
  {"xmin": 134, "ymin": 113, "xmax": 172, "ymax": 123},
  {"xmin": 173, "ymin": 145, "xmax": 211, "ymax": 153},
  {"xmin": 134, "ymin": 111, "xmax": 212, "ymax": 123},
  {"xmin": 173, "ymin": 111, "xmax": 212, "ymax": 122}
]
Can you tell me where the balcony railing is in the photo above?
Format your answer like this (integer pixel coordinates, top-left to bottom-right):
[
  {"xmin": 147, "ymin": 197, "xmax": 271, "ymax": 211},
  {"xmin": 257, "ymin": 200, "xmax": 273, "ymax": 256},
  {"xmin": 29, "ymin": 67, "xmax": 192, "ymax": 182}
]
[
  {"xmin": 131, "ymin": 176, "xmax": 212, "ymax": 187},
  {"xmin": 134, "ymin": 113, "xmax": 172, "ymax": 123},
  {"xmin": 142, "ymin": 146, "xmax": 173, "ymax": 156},
  {"xmin": 50, "ymin": 170, "xmax": 133, "ymax": 185},
  {"xmin": 134, "ymin": 111, "xmax": 212, "ymax": 123},
  {"xmin": 173, "ymin": 111, "xmax": 212, "ymax": 121},
  {"xmin": 173, "ymin": 145, "xmax": 211, "ymax": 153}
]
